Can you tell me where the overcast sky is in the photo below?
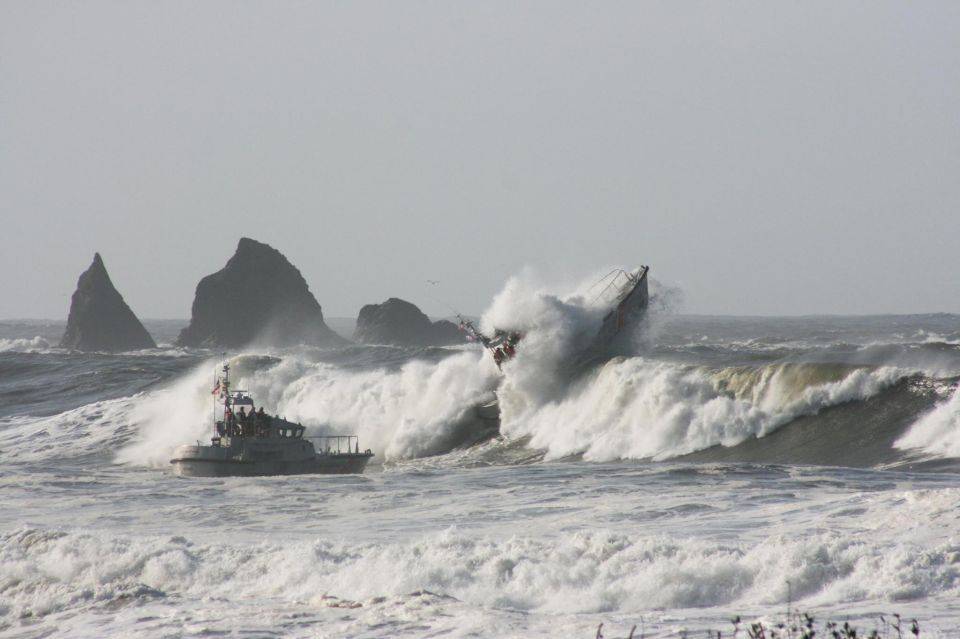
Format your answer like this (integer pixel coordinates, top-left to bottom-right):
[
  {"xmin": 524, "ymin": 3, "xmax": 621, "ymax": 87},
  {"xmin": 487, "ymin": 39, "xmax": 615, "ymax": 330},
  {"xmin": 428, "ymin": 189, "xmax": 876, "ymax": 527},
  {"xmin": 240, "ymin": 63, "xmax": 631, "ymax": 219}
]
[{"xmin": 2, "ymin": 1, "xmax": 958, "ymax": 319}]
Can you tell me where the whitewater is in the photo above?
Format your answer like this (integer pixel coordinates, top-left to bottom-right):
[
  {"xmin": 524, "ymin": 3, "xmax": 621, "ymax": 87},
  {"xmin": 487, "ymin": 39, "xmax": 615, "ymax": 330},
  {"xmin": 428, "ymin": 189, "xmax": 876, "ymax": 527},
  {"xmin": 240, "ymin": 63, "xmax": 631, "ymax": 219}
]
[{"xmin": 3, "ymin": 287, "xmax": 960, "ymax": 637}]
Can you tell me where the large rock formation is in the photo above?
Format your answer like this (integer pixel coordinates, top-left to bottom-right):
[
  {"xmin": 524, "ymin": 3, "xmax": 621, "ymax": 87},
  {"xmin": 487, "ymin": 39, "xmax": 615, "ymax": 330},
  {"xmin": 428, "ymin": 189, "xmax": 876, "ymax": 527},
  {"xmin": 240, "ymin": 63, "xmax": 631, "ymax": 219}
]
[
  {"xmin": 60, "ymin": 253, "xmax": 156, "ymax": 351},
  {"xmin": 354, "ymin": 298, "xmax": 464, "ymax": 347},
  {"xmin": 177, "ymin": 238, "xmax": 343, "ymax": 348}
]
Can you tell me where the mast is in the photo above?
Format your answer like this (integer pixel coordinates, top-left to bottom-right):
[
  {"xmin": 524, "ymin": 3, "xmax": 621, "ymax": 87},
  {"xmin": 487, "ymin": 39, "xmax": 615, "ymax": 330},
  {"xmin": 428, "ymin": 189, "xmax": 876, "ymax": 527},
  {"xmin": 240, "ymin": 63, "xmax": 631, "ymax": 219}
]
[
  {"xmin": 221, "ymin": 361, "xmax": 231, "ymax": 413},
  {"xmin": 211, "ymin": 360, "xmax": 232, "ymax": 437}
]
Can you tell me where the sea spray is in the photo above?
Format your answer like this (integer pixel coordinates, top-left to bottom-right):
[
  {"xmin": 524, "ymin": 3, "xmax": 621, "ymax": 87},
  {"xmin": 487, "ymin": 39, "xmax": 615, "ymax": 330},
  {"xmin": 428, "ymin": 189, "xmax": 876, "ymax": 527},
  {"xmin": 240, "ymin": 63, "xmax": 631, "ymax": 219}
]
[
  {"xmin": 116, "ymin": 358, "xmax": 223, "ymax": 466},
  {"xmin": 237, "ymin": 351, "xmax": 500, "ymax": 459},
  {"xmin": 483, "ymin": 273, "xmax": 607, "ymax": 415}
]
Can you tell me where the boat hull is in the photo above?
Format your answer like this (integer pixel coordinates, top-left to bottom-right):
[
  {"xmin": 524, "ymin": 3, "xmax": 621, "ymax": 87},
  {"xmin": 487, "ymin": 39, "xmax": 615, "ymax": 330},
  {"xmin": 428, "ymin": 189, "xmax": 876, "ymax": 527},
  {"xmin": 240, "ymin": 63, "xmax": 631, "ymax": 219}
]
[
  {"xmin": 570, "ymin": 266, "xmax": 650, "ymax": 371},
  {"xmin": 171, "ymin": 455, "xmax": 372, "ymax": 477},
  {"xmin": 170, "ymin": 440, "xmax": 373, "ymax": 477}
]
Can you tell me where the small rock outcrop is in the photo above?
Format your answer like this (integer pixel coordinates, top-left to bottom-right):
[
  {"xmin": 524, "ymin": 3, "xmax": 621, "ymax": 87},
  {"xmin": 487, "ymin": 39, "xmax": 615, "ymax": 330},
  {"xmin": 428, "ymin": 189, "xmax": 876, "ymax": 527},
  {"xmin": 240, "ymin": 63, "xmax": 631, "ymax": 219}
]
[
  {"xmin": 60, "ymin": 253, "xmax": 156, "ymax": 351},
  {"xmin": 354, "ymin": 298, "xmax": 464, "ymax": 347},
  {"xmin": 177, "ymin": 238, "xmax": 343, "ymax": 348}
]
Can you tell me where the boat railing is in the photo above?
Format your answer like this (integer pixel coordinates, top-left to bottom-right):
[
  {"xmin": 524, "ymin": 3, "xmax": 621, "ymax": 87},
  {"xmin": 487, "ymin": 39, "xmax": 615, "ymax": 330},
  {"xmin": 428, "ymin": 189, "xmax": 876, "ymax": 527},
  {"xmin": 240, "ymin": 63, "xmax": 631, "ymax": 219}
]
[
  {"xmin": 588, "ymin": 268, "xmax": 641, "ymax": 307},
  {"xmin": 304, "ymin": 434, "xmax": 361, "ymax": 454}
]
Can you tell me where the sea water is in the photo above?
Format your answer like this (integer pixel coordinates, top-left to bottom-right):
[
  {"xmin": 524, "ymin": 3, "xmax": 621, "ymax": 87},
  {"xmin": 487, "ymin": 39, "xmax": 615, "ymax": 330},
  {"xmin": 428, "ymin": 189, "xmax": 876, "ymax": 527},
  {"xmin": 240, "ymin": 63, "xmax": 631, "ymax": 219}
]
[{"xmin": 2, "ymin": 305, "xmax": 960, "ymax": 637}]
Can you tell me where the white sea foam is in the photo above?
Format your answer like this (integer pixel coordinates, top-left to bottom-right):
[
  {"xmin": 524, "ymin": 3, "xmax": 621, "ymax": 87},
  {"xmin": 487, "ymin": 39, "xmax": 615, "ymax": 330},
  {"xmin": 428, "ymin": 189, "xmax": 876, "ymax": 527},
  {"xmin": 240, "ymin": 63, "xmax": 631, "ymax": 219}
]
[
  {"xmin": 4, "ymin": 520, "xmax": 959, "ymax": 628},
  {"xmin": 0, "ymin": 336, "xmax": 53, "ymax": 353},
  {"xmin": 895, "ymin": 385, "xmax": 960, "ymax": 458}
]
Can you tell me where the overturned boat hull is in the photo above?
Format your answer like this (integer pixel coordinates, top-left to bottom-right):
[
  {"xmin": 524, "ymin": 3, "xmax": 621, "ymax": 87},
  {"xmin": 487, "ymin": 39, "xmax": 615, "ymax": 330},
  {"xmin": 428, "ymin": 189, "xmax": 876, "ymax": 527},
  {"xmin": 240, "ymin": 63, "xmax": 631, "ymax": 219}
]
[{"xmin": 466, "ymin": 266, "xmax": 652, "ymax": 424}]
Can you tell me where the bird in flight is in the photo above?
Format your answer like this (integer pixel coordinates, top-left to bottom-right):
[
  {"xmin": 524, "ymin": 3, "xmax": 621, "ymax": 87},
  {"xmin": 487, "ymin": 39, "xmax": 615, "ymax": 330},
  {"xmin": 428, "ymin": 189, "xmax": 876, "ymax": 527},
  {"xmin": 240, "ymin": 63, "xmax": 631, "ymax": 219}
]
[{"xmin": 427, "ymin": 280, "xmax": 440, "ymax": 285}]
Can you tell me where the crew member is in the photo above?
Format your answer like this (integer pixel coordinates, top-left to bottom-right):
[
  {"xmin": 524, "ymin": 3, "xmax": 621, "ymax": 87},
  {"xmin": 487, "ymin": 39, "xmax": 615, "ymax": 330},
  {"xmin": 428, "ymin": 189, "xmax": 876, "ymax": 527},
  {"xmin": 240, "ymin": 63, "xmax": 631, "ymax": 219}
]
[
  {"xmin": 239, "ymin": 407, "xmax": 250, "ymax": 437},
  {"xmin": 256, "ymin": 406, "xmax": 268, "ymax": 437}
]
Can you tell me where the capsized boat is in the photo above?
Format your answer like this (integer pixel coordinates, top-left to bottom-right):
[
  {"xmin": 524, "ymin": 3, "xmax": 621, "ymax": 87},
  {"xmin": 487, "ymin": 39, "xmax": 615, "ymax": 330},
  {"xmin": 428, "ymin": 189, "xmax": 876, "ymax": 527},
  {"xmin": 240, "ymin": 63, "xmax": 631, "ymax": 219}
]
[
  {"xmin": 570, "ymin": 265, "xmax": 650, "ymax": 370},
  {"xmin": 459, "ymin": 265, "xmax": 650, "ymax": 371},
  {"xmin": 170, "ymin": 362, "xmax": 373, "ymax": 477}
]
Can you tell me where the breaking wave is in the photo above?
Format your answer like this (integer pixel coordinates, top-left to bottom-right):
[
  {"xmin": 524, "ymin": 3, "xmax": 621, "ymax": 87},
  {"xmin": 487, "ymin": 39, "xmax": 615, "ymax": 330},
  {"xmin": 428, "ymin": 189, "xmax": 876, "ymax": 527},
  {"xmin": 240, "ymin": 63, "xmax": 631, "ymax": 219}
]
[
  {"xmin": 499, "ymin": 359, "xmax": 908, "ymax": 462},
  {"xmin": 0, "ymin": 336, "xmax": 52, "ymax": 353},
  {"xmin": 480, "ymin": 271, "xmax": 917, "ymax": 462},
  {"xmin": 0, "ymin": 396, "xmax": 142, "ymax": 464},
  {"xmin": 895, "ymin": 384, "xmax": 960, "ymax": 459},
  {"xmin": 107, "ymin": 354, "xmax": 917, "ymax": 469}
]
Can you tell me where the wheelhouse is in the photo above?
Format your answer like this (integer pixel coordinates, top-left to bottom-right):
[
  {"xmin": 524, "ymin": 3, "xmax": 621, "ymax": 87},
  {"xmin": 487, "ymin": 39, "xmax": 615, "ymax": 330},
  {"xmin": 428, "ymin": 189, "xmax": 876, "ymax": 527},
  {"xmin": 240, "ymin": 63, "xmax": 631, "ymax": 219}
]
[{"xmin": 277, "ymin": 425, "xmax": 305, "ymax": 439}]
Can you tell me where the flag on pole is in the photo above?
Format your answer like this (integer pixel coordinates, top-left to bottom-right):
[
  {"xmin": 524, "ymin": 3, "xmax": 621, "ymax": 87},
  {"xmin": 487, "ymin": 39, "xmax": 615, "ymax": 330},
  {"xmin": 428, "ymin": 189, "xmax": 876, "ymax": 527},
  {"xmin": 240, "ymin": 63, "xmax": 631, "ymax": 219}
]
[{"xmin": 212, "ymin": 379, "xmax": 221, "ymax": 395}]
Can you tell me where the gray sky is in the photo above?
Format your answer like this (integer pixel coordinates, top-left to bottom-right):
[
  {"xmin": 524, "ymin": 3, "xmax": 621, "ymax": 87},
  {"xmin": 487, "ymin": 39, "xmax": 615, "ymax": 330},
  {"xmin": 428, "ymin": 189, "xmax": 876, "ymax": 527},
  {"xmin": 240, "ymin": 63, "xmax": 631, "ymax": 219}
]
[{"xmin": 3, "ymin": 1, "xmax": 959, "ymax": 319}]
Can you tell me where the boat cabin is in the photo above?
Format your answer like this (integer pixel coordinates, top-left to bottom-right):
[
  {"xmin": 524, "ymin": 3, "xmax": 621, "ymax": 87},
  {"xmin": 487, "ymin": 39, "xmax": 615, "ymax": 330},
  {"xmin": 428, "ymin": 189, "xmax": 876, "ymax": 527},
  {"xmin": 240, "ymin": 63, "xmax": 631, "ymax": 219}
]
[
  {"xmin": 228, "ymin": 391, "xmax": 255, "ymax": 413},
  {"xmin": 207, "ymin": 362, "xmax": 370, "ymax": 459},
  {"xmin": 276, "ymin": 424, "xmax": 305, "ymax": 439}
]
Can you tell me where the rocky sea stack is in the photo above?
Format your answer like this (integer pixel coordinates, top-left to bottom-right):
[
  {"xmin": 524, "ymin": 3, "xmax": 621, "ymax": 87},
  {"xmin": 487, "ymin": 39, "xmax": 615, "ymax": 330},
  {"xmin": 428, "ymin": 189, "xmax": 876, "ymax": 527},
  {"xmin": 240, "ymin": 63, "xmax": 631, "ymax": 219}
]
[
  {"xmin": 177, "ymin": 238, "xmax": 343, "ymax": 348},
  {"xmin": 354, "ymin": 298, "xmax": 464, "ymax": 347},
  {"xmin": 60, "ymin": 253, "xmax": 156, "ymax": 351}
]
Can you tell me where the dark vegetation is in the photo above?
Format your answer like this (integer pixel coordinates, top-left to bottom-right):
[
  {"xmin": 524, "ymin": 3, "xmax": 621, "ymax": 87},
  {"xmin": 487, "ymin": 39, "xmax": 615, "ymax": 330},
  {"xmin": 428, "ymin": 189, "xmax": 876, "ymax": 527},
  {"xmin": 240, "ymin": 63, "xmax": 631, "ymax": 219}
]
[{"xmin": 595, "ymin": 612, "xmax": 922, "ymax": 639}]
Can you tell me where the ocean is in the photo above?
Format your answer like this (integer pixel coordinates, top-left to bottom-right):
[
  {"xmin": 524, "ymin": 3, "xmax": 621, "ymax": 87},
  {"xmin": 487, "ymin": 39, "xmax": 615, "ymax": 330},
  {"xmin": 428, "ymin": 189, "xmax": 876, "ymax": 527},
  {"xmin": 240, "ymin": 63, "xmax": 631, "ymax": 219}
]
[{"xmin": 3, "ymin": 303, "xmax": 960, "ymax": 637}]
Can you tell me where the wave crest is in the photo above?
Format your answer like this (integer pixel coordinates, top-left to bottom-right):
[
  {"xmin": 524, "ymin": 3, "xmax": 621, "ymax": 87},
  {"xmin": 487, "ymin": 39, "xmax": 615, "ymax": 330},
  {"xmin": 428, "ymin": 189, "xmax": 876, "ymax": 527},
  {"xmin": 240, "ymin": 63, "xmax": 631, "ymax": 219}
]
[
  {"xmin": 499, "ymin": 359, "xmax": 907, "ymax": 461},
  {"xmin": 0, "ymin": 336, "xmax": 52, "ymax": 353}
]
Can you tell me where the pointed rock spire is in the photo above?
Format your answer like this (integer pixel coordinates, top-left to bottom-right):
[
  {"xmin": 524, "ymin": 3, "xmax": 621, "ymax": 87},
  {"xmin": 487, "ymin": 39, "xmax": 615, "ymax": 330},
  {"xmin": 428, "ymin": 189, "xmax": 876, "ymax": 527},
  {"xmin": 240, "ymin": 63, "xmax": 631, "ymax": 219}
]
[
  {"xmin": 60, "ymin": 253, "xmax": 156, "ymax": 351},
  {"xmin": 177, "ymin": 238, "xmax": 344, "ymax": 348}
]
